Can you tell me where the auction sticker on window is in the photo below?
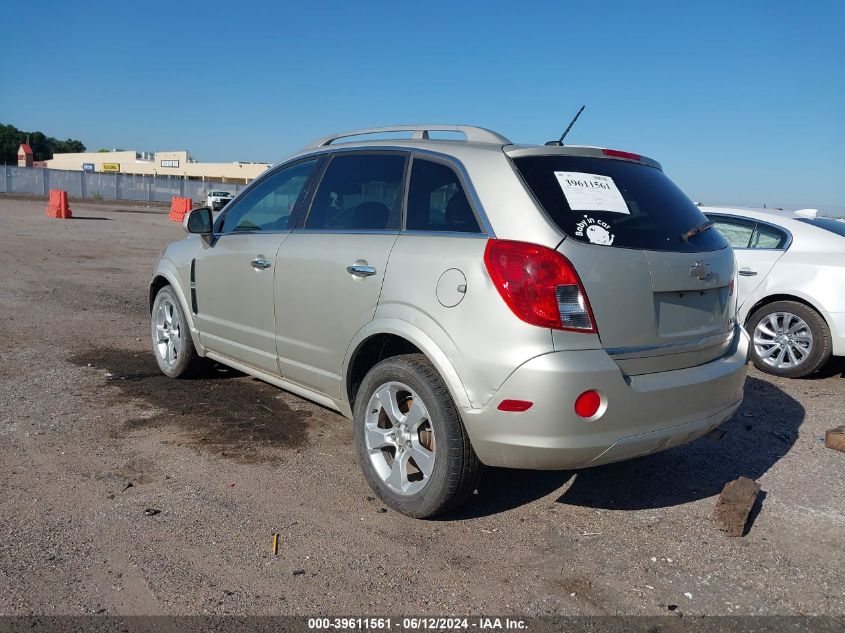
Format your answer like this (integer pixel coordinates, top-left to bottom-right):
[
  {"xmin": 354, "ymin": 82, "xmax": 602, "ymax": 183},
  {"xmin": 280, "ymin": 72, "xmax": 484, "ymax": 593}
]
[{"xmin": 554, "ymin": 171, "xmax": 630, "ymax": 214}]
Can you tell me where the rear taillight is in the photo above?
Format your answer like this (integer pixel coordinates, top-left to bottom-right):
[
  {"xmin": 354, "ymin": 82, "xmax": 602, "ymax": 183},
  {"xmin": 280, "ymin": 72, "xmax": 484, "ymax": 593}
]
[{"xmin": 483, "ymin": 239, "xmax": 596, "ymax": 333}]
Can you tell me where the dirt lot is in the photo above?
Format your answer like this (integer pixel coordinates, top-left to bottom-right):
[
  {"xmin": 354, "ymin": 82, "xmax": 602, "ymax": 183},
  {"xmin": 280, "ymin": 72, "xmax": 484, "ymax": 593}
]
[{"xmin": 1, "ymin": 196, "xmax": 843, "ymax": 617}]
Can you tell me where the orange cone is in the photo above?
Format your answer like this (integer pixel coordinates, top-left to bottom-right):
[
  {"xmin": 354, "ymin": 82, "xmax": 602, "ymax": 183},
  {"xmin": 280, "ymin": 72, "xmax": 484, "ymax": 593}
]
[
  {"xmin": 168, "ymin": 197, "xmax": 193, "ymax": 222},
  {"xmin": 46, "ymin": 190, "xmax": 72, "ymax": 219},
  {"xmin": 58, "ymin": 190, "xmax": 73, "ymax": 219}
]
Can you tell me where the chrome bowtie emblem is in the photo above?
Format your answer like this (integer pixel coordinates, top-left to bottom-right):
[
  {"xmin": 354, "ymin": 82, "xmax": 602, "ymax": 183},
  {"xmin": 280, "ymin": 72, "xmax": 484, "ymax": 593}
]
[{"xmin": 689, "ymin": 262, "xmax": 711, "ymax": 280}]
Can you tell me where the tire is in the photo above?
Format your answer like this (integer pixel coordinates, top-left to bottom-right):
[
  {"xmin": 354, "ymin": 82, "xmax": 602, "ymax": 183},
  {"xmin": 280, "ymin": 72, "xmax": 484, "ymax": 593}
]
[
  {"xmin": 150, "ymin": 285, "xmax": 201, "ymax": 378},
  {"xmin": 747, "ymin": 300, "xmax": 831, "ymax": 378},
  {"xmin": 353, "ymin": 354, "xmax": 482, "ymax": 518}
]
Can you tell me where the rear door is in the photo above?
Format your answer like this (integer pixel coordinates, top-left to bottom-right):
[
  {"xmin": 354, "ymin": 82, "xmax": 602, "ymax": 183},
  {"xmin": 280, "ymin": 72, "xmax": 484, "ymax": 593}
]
[
  {"xmin": 274, "ymin": 152, "xmax": 406, "ymax": 397},
  {"xmin": 511, "ymin": 152, "xmax": 737, "ymax": 374},
  {"xmin": 707, "ymin": 214, "xmax": 789, "ymax": 310},
  {"xmin": 194, "ymin": 158, "xmax": 320, "ymax": 374}
]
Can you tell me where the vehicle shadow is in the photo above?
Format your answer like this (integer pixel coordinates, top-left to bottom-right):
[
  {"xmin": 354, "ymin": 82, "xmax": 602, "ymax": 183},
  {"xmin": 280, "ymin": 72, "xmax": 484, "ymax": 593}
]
[
  {"xmin": 71, "ymin": 216, "xmax": 112, "ymax": 221},
  {"xmin": 189, "ymin": 360, "xmax": 247, "ymax": 380},
  {"xmin": 445, "ymin": 376, "xmax": 803, "ymax": 518},
  {"xmin": 807, "ymin": 356, "xmax": 845, "ymax": 379}
]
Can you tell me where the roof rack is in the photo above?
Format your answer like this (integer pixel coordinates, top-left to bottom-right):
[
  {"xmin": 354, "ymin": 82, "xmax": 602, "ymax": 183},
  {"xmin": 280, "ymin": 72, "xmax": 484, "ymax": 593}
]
[{"xmin": 303, "ymin": 125, "xmax": 511, "ymax": 150}]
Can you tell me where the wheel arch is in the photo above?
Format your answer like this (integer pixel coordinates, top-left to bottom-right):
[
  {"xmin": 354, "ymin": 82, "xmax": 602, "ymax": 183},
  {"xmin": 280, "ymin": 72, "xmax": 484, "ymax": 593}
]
[
  {"xmin": 744, "ymin": 293, "xmax": 830, "ymax": 329},
  {"xmin": 149, "ymin": 265, "xmax": 204, "ymax": 355},
  {"xmin": 342, "ymin": 319, "xmax": 472, "ymax": 416}
]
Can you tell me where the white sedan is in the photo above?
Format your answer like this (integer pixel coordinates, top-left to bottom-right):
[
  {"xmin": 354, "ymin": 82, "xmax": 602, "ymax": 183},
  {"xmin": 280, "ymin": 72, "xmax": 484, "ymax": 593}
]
[{"xmin": 701, "ymin": 207, "xmax": 845, "ymax": 377}]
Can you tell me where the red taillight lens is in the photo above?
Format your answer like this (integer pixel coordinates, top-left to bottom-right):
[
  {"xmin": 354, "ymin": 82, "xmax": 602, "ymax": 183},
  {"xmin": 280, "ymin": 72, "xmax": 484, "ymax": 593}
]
[
  {"xmin": 602, "ymin": 148, "xmax": 641, "ymax": 161},
  {"xmin": 497, "ymin": 399, "xmax": 534, "ymax": 412},
  {"xmin": 483, "ymin": 239, "xmax": 596, "ymax": 332},
  {"xmin": 574, "ymin": 390, "xmax": 602, "ymax": 418}
]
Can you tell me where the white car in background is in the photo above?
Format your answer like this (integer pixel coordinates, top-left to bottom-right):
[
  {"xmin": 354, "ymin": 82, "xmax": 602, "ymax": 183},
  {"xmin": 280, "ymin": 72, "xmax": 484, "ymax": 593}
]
[
  {"xmin": 206, "ymin": 190, "xmax": 233, "ymax": 212},
  {"xmin": 702, "ymin": 206, "xmax": 845, "ymax": 377}
]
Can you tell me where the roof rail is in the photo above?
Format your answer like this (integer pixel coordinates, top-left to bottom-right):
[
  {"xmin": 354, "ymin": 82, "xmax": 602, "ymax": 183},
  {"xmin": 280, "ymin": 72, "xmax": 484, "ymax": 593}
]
[{"xmin": 303, "ymin": 125, "xmax": 511, "ymax": 150}]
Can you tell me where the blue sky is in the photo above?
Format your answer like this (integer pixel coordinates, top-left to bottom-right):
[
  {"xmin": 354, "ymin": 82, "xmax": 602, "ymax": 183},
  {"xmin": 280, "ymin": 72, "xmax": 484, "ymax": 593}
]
[{"xmin": 3, "ymin": 1, "xmax": 843, "ymax": 211}]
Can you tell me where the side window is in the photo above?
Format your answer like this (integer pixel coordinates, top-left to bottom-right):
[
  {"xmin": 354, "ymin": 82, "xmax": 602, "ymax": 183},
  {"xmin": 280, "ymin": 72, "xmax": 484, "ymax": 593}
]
[
  {"xmin": 405, "ymin": 158, "xmax": 481, "ymax": 233},
  {"xmin": 709, "ymin": 216, "xmax": 755, "ymax": 248},
  {"xmin": 750, "ymin": 223, "xmax": 787, "ymax": 249},
  {"xmin": 220, "ymin": 159, "xmax": 318, "ymax": 233},
  {"xmin": 305, "ymin": 154, "xmax": 405, "ymax": 230},
  {"xmin": 406, "ymin": 158, "xmax": 481, "ymax": 233}
]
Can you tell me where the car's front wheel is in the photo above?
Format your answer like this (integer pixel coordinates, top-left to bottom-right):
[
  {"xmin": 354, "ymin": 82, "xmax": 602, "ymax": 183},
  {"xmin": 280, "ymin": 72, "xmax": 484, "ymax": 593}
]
[
  {"xmin": 353, "ymin": 354, "xmax": 482, "ymax": 518},
  {"xmin": 747, "ymin": 300, "xmax": 832, "ymax": 378},
  {"xmin": 151, "ymin": 285, "xmax": 200, "ymax": 378}
]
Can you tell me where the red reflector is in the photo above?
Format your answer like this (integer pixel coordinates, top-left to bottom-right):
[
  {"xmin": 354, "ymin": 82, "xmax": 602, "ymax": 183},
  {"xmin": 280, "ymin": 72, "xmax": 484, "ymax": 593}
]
[
  {"xmin": 602, "ymin": 148, "xmax": 641, "ymax": 161},
  {"xmin": 497, "ymin": 399, "xmax": 533, "ymax": 412},
  {"xmin": 574, "ymin": 390, "xmax": 602, "ymax": 418}
]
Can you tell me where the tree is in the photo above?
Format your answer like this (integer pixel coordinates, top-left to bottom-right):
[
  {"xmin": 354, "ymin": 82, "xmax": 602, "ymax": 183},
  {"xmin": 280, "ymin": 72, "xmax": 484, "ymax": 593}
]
[{"xmin": 0, "ymin": 123, "xmax": 87, "ymax": 164}]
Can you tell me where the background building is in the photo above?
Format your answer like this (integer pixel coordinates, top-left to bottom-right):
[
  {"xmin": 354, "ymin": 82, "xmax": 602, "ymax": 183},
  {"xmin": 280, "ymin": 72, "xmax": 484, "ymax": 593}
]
[
  {"xmin": 17, "ymin": 143, "xmax": 33, "ymax": 167},
  {"xmin": 46, "ymin": 149, "xmax": 270, "ymax": 184}
]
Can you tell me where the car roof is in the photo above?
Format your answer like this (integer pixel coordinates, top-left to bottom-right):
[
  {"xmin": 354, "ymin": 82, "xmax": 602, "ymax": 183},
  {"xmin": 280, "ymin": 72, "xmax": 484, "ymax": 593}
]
[
  {"xmin": 701, "ymin": 205, "xmax": 826, "ymax": 226},
  {"xmin": 701, "ymin": 205, "xmax": 845, "ymax": 248},
  {"xmin": 288, "ymin": 124, "xmax": 661, "ymax": 169}
]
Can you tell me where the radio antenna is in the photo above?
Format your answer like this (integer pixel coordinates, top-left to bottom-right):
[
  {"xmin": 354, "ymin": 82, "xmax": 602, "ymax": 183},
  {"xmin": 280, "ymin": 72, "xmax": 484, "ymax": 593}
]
[{"xmin": 546, "ymin": 105, "xmax": 586, "ymax": 146}]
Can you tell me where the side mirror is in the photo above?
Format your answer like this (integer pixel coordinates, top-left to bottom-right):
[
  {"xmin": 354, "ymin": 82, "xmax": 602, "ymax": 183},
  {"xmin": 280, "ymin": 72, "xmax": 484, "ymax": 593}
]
[{"xmin": 183, "ymin": 207, "xmax": 213, "ymax": 234}]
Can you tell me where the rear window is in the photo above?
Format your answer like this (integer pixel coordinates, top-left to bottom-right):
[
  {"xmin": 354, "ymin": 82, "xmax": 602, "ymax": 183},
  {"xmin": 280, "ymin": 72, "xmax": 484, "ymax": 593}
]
[
  {"xmin": 796, "ymin": 217, "xmax": 845, "ymax": 238},
  {"xmin": 513, "ymin": 156, "xmax": 728, "ymax": 252}
]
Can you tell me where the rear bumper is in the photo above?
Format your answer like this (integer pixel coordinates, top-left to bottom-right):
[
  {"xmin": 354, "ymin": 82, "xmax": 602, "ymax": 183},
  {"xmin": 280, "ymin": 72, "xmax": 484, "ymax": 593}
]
[{"xmin": 461, "ymin": 326, "xmax": 749, "ymax": 469}]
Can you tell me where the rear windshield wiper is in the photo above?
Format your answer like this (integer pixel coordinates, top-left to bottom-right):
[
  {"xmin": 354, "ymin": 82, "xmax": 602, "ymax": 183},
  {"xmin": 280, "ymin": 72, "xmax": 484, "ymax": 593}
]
[{"xmin": 681, "ymin": 220, "xmax": 714, "ymax": 242}]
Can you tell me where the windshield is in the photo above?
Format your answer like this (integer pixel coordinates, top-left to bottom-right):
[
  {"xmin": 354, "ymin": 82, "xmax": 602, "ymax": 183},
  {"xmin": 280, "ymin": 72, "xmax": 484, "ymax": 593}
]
[
  {"xmin": 512, "ymin": 155, "xmax": 728, "ymax": 252},
  {"xmin": 796, "ymin": 217, "xmax": 845, "ymax": 238}
]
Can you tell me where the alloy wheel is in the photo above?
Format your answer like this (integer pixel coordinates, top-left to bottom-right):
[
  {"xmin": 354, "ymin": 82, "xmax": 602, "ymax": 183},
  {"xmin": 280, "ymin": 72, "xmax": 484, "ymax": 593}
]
[
  {"xmin": 753, "ymin": 311, "xmax": 813, "ymax": 370},
  {"xmin": 364, "ymin": 381, "xmax": 436, "ymax": 496},
  {"xmin": 153, "ymin": 299, "xmax": 182, "ymax": 367}
]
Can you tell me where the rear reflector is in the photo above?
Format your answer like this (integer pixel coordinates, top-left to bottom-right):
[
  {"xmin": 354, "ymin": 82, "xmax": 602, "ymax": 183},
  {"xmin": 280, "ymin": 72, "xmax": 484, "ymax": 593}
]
[
  {"xmin": 602, "ymin": 148, "xmax": 641, "ymax": 161},
  {"xmin": 574, "ymin": 390, "xmax": 602, "ymax": 418},
  {"xmin": 483, "ymin": 239, "xmax": 596, "ymax": 333},
  {"xmin": 498, "ymin": 399, "xmax": 533, "ymax": 412}
]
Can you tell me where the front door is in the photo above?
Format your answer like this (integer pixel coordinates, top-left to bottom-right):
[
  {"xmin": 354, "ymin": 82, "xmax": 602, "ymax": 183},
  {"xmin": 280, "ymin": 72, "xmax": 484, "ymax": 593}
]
[
  {"xmin": 274, "ymin": 152, "xmax": 407, "ymax": 397},
  {"xmin": 194, "ymin": 158, "xmax": 321, "ymax": 374}
]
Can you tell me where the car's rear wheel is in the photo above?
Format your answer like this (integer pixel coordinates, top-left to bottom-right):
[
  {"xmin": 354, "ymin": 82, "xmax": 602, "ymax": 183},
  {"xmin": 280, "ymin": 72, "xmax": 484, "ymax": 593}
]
[
  {"xmin": 747, "ymin": 300, "xmax": 831, "ymax": 378},
  {"xmin": 353, "ymin": 354, "xmax": 481, "ymax": 518},
  {"xmin": 151, "ymin": 285, "xmax": 200, "ymax": 378}
]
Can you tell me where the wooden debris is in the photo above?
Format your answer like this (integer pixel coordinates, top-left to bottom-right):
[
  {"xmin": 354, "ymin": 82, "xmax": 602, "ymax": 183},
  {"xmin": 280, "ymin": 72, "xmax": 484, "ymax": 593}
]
[
  {"xmin": 714, "ymin": 476, "xmax": 761, "ymax": 537},
  {"xmin": 824, "ymin": 426, "xmax": 845, "ymax": 453}
]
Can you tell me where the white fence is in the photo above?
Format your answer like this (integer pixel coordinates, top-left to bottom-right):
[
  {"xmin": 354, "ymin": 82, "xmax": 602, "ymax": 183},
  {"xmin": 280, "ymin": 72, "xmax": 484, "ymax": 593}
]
[{"xmin": 1, "ymin": 166, "xmax": 248, "ymax": 203}]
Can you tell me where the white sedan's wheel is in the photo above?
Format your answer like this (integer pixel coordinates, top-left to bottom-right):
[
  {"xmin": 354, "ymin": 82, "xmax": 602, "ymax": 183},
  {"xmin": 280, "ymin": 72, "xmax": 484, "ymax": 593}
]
[
  {"xmin": 752, "ymin": 312, "xmax": 813, "ymax": 370},
  {"xmin": 747, "ymin": 301, "xmax": 831, "ymax": 378}
]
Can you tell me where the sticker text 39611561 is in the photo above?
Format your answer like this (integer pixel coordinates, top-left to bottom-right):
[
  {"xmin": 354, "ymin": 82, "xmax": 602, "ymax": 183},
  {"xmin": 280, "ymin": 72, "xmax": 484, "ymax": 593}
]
[{"xmin": 554, "ymin": 171, "xmax": 630, "ymax": 214}]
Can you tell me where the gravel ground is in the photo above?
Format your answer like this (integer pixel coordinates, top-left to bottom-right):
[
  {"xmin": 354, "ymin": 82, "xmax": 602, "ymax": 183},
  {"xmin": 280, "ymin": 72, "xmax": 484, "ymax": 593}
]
[{"xmin": 1, "ymin": 196, "xmax": 843, "ymax": 617}]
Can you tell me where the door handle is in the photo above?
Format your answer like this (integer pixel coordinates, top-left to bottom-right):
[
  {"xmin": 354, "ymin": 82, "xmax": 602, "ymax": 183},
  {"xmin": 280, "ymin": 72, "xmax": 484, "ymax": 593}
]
[
  {"xmin": 738, "ymin": 268, "xmax": 757, "ymax": 277},
  {"xmin": 347, "ymin": 264, "xmax": 376, "ymax": 277},
  {"xmin": 251, "ymin": 258, "xmax": 272, "ymax": 270}
]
